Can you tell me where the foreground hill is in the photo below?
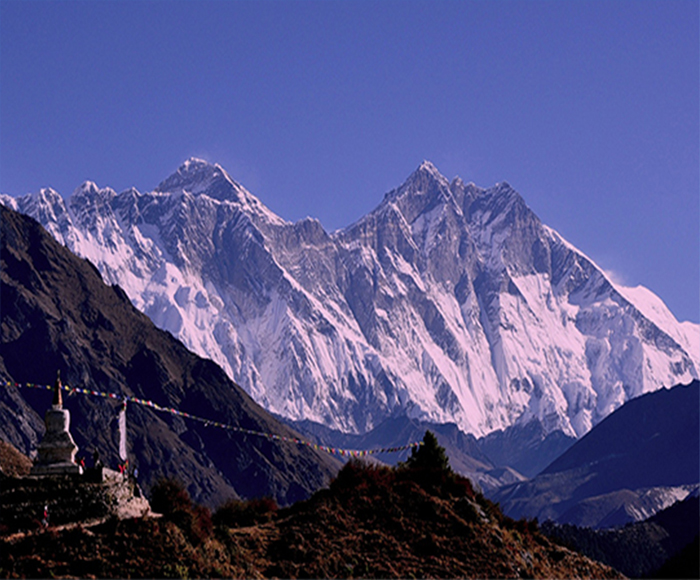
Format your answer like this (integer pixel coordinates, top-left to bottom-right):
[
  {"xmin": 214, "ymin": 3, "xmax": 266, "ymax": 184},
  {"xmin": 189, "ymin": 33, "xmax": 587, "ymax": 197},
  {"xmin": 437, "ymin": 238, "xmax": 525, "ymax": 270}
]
[
  {"xmin": 493, "ymin": 381, "xmax": 699, "ymax": 528},
  {"xmin": 0, "ymin": 205, "xmax": 340, "ymax": 507},
  {"xmin": 4, "ymin": 159, "xmax": 697, "ymax": 441},
  {"xmin": 0, "ymin": 457, "xmax": 622, "ymax": 579}
]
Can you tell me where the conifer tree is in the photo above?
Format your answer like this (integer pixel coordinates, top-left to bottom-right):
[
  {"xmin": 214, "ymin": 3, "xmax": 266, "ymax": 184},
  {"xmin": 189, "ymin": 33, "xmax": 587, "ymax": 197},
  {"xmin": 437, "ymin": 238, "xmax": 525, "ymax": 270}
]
[{"xmin": 403, "ymin": 430, "xmax": 452, "ymax": 473}]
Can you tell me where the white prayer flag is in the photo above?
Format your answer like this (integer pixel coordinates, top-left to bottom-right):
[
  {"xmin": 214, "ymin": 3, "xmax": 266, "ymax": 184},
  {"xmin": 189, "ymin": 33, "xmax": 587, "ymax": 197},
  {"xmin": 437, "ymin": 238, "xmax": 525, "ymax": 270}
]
[{"xmin": 118, "ymin": 402, "xmax": 127, "ymax": 461}]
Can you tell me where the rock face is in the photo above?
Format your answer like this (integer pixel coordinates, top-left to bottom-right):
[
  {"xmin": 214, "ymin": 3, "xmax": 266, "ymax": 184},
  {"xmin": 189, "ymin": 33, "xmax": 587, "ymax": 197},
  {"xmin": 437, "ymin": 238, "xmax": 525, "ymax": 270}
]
[{"xmin": 2, "ymin": 159, "xmax": 698, "ymax": 439}]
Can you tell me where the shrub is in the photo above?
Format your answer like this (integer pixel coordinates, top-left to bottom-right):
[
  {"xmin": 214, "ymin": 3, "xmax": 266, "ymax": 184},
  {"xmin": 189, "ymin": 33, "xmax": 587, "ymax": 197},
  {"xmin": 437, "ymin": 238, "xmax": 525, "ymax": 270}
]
[
  {"xmin": 213, "ymin": 497, "xmax": 278, "ymax": 528},
  {"xmin": 149, "ymin": 478, "xmax": 212, "ymax": 545},
  {"xmin": 192, "ymin": 504, "xmax": 213, "ymax": 542},
  {"xmin": 330, "ymin": 459, "xmax": 395, "ymax": 495},
  {"xmin": 448, "ymin": 473, "xmax": 477, "ymax": 499},
  {"xmin": 513, "ymin": 517, "xmax": 540, "ymax": 539},
  {"xmin": 476, "ymin": 494, "xmax": 504, "ymax": 525},
  {"xmin": 150, "ymin": 478, "xmax": 192, "ymax": 517},
  {"xmin": 455, "ymin": 497, "xmax": 481, "ymax": 523}
]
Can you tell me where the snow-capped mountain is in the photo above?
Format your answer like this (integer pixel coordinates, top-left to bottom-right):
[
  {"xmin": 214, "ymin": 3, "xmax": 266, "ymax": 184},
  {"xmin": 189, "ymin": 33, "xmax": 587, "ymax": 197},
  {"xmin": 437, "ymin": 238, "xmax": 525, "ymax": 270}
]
[{"xmin": 3, "ymin": 159, "xmax": 697, "ymax": 438}]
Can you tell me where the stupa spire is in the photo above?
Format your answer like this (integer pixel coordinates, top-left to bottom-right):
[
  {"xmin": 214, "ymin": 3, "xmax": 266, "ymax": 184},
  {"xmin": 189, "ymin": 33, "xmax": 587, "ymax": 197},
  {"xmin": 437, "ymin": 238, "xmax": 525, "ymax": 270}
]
[{"xmin": 52, "ymin": 371, "xmax": 63, "ymax": 408}]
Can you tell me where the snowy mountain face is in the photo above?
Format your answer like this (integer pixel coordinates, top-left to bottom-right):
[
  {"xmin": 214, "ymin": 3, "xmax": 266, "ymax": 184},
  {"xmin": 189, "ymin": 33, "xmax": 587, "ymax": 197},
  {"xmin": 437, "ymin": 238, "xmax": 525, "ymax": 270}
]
[{"xmin": 3, "ymin": 158, "xmax": 698, "ymax": 438}]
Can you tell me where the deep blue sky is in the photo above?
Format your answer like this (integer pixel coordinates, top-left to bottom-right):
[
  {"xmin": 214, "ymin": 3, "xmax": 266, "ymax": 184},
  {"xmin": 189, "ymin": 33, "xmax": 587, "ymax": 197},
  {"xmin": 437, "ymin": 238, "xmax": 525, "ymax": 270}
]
[{"xmin": 1, "ymin": 1, "xmax": 698, "ymax": 323}]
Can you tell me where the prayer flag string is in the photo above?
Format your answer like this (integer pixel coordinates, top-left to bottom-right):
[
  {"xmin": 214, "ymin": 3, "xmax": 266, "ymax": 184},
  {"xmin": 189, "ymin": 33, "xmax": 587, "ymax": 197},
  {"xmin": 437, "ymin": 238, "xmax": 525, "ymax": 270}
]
[{"xmin": 3, "ymin": 380, "xmax": 422, "ymax": 457}]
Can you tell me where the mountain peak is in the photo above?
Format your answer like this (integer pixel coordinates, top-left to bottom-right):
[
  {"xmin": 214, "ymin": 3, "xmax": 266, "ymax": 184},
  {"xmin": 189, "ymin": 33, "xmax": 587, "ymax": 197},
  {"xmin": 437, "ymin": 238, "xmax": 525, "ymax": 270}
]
[
  {"xmin": 37, "ymin": 187, "xmax": 63, "ymax": 201},
  {"xmin": 156, "ymin": 157, "xmax": 221, "ymax": 190},
  {"xmin": 155, "ymin": 157, "xmax": 245, "ymax": 202},
  {"xmin": 409, "ymin": 160, "xmax": 452, "ymax": 189},
  {"xmin": 71, "ymin": 181, "xmax": 116, "ymax": 204},
  {"xmin": 410, "ymin": 160, "xmax": 450, "ymax": 185},
  {"xmin": 381, "ymin": 161, "xmax": 450, "ymax": 203},
  {"xmin": 75, "ymin": 180, "xmax": 99, "ymax": 194},
  {"xmin": 416, "ymin": 159, "xmax": 441, "ymax": 175},
  {"xmin": 177, "ymin": 157, "xmax": 230, "ymax": 181},
  {"xmin": 182, "ymin": 157, "xmax": 214, "ymax": 171}
]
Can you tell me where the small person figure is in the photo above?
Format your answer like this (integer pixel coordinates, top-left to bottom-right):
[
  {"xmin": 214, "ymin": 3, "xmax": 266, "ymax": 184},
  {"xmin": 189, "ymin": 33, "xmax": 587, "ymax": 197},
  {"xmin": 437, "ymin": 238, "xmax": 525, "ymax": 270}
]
[
  {"xmin": 132, "ymin": 467, "xmax": 142, "ymax": 497},
  {"xmin": 41, "ymin": 504, "xmax": 49, "ymax": 528}
]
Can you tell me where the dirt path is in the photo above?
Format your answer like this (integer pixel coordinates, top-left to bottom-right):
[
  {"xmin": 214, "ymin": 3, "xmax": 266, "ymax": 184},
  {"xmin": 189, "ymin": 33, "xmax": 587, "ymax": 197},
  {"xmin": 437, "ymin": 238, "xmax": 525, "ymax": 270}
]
[{"xmin": 2, "ymin": 516, "xmax": 109, "ymax": 544}]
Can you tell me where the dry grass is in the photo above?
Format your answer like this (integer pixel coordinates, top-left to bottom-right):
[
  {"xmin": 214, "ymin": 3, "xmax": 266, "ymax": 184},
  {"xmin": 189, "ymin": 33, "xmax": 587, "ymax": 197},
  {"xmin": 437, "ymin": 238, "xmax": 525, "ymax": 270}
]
[
  {"xmin": 0, "ymin": 441, "xmax": 32, "ymax": 478},
  {"xmin": 1, "ymin": 460, "xmax": 625, "ymax": 578}
]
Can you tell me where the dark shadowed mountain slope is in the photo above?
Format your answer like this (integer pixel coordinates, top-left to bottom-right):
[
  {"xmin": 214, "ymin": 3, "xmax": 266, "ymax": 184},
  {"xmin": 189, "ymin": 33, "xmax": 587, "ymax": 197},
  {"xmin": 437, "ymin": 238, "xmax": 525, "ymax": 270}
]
[
  {"xmin": 492, "ymin": 381, "xmax": 699, "ymax": 528},
  {"xmin": 476, "ymin": 420, "xmax": 576, "ymax": 478},
  {"xmin": 0, "ymin": 205, "xmax": 340, "ymax": 507},
  {"xmin": 542, "ymin": 381, "xmax": 698, "ymax": 485},
  {"xmin": 541, "ymin": 494, "xmax": 700, "ymax": 579}
]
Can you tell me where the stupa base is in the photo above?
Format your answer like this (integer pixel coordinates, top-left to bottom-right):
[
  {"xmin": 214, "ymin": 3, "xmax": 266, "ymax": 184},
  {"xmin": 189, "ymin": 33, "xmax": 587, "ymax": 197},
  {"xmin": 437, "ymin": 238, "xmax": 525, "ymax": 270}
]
[{"xmin": 30, "ymin": 462, "xmax": 83, "ymax": 476}]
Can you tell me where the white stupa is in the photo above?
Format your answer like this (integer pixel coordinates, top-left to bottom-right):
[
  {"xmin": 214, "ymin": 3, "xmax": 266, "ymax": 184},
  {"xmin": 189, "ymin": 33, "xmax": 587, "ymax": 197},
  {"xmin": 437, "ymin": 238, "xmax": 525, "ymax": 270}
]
[{"xmin": 30, "ymin": 373, "xmax": 82, "ymax": 476}]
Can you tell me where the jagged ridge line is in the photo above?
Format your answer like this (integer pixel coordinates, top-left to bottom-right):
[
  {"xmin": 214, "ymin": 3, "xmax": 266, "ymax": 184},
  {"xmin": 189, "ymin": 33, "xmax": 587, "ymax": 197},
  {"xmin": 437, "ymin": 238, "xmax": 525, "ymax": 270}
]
[{"xmin": 4, "ymin": 381, "xmax": 422, "ymax": 457}]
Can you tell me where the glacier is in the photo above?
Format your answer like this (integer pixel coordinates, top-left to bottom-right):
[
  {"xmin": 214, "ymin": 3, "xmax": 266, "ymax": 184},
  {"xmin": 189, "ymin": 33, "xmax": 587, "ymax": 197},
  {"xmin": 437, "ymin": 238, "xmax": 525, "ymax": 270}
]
[{"xmin": 2, "ymin": 158, "xmax": 697, "ymax": 438}]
